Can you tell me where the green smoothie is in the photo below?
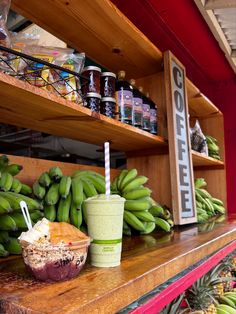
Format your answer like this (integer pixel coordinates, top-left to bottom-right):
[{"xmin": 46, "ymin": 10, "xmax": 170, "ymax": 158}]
[{"xmin": 84, "ymin": 194, "xmax": 125, "ymax": 267}]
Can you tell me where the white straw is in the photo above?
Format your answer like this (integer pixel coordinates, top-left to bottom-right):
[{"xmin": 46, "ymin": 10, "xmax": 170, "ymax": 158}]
[
  {"xmin": 104, "ymin": 142, "xmax": 110, "ymax": 197},
  {"xmin": 20, "ymin": 201, "xmax": 32, "ymax": 230}
]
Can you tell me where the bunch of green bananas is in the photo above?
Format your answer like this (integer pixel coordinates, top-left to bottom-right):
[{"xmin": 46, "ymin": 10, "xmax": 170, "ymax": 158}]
[
  {"xmin": 0, "ymin": 191, "xmax": 43, "ymax": 257},
  {"xmin": 33, "ymin": 167, "xmax": 106, "ymax": 231},
  {"xmin": 111, "ymin": 168, "xmax": 174, "ymax": 235},
  {"xmin": 0, "ymin": 155, "xmax": 32, "ymax": 195},
  {"xmin": 216, "ymin": 291, "xmax": 236, "ymax": 314},
  {"xmin": 206, "ymin": 135, "xmax": 221, "ymax": 160},
  {"xmin": 195, "ymin": 178, "xmax": 225, "ymax": 224}
]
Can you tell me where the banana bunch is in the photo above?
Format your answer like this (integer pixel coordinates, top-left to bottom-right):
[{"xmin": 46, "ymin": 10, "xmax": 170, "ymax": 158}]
[
  {"xmin": 206, "ymin": 135, "xmax": 221, "ymax": 160},
  {"xmin": 0, "ymin": 235, "xmax": 22, "ymax": 257},
  {"xmin": 0, "ymin": 155, "xmax": 32, "ymax": 195},
  {"xmin": 33, "ymin": 167, "xmax": 105, "ymax": 231},
  {"xmin": 195, "ymin": 178, "xmax": 226, "ymax": 224},
  {"xmin": 111, "ymin": 169, "xmax": 174, "ymax": 235},
  {"xmin": 216, "ymin": 291, "xmax": 236, "ymax": 313}
]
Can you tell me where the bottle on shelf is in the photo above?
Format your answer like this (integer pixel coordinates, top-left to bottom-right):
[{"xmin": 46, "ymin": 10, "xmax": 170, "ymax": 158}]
[
  {"xmin": 147, "ymin": 92, "xmax": 158, "ymax": 135},
  {"xmin": 129, "ymin": 79, "xmax": 143, "ymax": 129},
  {"xmin": 115, "ymin": 70, "xmax": 133, "ymax": 124},
  {"xmin": 140, "ymin": 87, "xmax": 151, "ymax": 132}
]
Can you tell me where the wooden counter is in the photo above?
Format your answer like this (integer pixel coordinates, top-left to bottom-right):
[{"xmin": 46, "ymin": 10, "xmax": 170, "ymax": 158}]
[{"xmin": 1, "ymin": 218, "xmax": 236, "ymax": 314}]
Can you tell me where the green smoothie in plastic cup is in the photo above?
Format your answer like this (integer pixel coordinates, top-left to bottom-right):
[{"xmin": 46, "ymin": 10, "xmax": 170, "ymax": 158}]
[{"xmin": 84, "ymin": 194, "xmax": 125, "ymax": 267}]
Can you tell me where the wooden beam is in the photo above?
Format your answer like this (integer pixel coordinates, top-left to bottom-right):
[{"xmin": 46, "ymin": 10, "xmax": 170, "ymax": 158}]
[
  {"xmin": 194, "ymin": 0, "xmax": 236, "ymax": 74},
  {"xmin": 205, "ymin": 0, "xmax": 236, "ymax": 9}
]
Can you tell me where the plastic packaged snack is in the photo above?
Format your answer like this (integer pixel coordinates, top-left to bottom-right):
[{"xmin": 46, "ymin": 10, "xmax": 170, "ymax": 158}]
[
  {"xmin": 190, "ymin": 120, "xmax": 208, "ymax": 155},
  {"xmin": 0, "ymin": 0, "xmax": 11, "ymax": 48},
  {"xmin": 49, "ymin": 52, "xmax": 85, "ymax": 102},
  {"xmin": 22, "ymin": 45, "xmax": 73, "ymax": 89}
]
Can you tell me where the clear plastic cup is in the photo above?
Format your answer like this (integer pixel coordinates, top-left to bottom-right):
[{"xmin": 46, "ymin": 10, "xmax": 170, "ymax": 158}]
[
  {"xmin": 21, "ymin": 239, "xmax": 90, "ymax": 282},
  {"xmin": 84, "ymin": 194, "xmax": 125, "ymax": 267}
]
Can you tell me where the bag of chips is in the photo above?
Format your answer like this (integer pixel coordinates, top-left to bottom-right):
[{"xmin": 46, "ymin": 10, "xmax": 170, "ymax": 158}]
[{"xmin": 190, "ymin": 120, "xmax": 208, "ymax": 155}]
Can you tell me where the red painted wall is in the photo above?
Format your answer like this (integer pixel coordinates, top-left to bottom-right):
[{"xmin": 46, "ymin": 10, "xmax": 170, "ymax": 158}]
[{"xmin": 111, "ymin": 0, "xmax": 236, "ymax": 212}]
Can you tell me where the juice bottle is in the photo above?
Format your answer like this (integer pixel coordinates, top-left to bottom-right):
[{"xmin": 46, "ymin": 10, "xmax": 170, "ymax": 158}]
[
  {"xmin": 115, "ymin": 71, "xmax": 133, "ymax": 124},
  {"xmin": 130, "ymin": 79, "xmax": 143, "ymax": 129},
  {"xmin": 149, "ymin": 94, "xmax": 158, "ymax": 135},
  {"xmin": 141, "ymin": 88, "xmax": 151, "ymax": 132}
]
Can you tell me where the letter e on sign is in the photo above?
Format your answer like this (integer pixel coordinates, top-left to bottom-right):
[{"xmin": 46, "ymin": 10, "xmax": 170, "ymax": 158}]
[{"xmin": 164, "ymin": 51, "xmax": 197, "ymax": 225}]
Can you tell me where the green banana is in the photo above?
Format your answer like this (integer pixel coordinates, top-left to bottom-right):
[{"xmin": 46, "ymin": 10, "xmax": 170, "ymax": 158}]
[
  {"xmin": 33, "ymin": 181, "xmax": 46, "ymax": 200},
  {"xmin": 0, "ymin": 195, "xmax": 12, "ymax": 215},
  {"xmin": 45, "ymin": 183, "xmax": 60, "ymax": 205},
  {"xmin": 223, "ymin": 294, "xmax": 236, "ymax": 304},
  {"xmin": 155, "ymin": 217, "xmax": 171, "ymax": 232},
  {"xmin": 44, "ymin": 204, "xmax": 57, "ymax": 222},
  {"xmin": 10, "ymin": 213, "xmax": 29, "ymax": 229},
  {"xmin": 216, "ymin": 304, "xmax": 236, "ymax": 314},
  {"xmin": 0, "ymin": 214, "xmax": 17, "ymax": 231},
  {"xmin": 133, "ymin": 210, "xmax": 155, "ymax": 222},
  {"xmin": 124, "ymin": 199, "xmax": 151, "ymax": 211},
  {"xmin": 195, "ymin": 188, "xmax": 212, "ymax": 199},
  {"xmin": 117, "ymin": 170, "xmax": 128, "ymax": 190},
  {"xmin": 20, "ymin": 184, "xmax": 32, "ymax": 196},
  {"xmin": 208, "ymin": 142, "xmax": 219, "ymax": 152},
  {"xmin": 212, "ymin": 197, "xmax": 224, "ymax": 206},
  {"xmin": 57, "ymin": 193, "xmax": 72, "ymax": 222},
  {"xmin": 203, "ymin": 198, "xmax": 215, "ymax": 213},
  {"xmin": 30, "ymin": 210, "xmax": 44, "ymax": 222},
  {"xmin": 71, "ymin": 177, "xmax": 83, "ymax": 207},
  {"xmin": 219, "ymin": 296, "xmax": 236, "ymax": 308},
  {"xmin": 140, "ymin": 222, "xmax": 156, "ymax": 234},
  {"xmin": 196, "ymin": 200, "xmax": 203, "ymax": 208},
  {"xmin": 81, "ymin": 179, "xmax": 97, "ymax": 198},
  {"xmin": 1, "ymin": 192, "xmax": 43, "ymax": 211},
  {"xmin": 123, "ymin": 220, "xmax": 132, "ymax": 236},
  {"xmin": 0, "ymin": 231, "xmax": 10, "ymax": 243},
  {"xmin": 72, "ymin": 170, "xmax": 104, "ymax": 180},
  {"xmin": 0, "ymin": 243, "xmax": 9, "ymax": 257},
  {"xmin": 122, "ymin": 176, "xmax": 148, "ymax": 193},
  {"xmin": 83, "ymin": 174, "xmax": 105, "ymax": 194},
  {"xmin": 4, "ymin": 237, "xmax": 22, "ymax": 255},
  {"xmin": 197, "ymin": 213, "xmax": 209, "ymax": 223},
  {"xmin": 120, "ymin": 169, "xmax": 138, "ymax": 190},
  {"xmin": 213, "ymin": 203, "xmax": 226, "ymax": 214},
  {"xmin": 0, "ymin": 155, "xmax": 9, "ymax": 171},
  {"xmin": 162, "ymin": 208, "xmax": 171, "ymax": 220},
  {"xmin": 214, "ymin": 215, "xmax": 226, "ymax": 223},
  {"xmin": 70, "ymin": 202, "xmax": 83, "ymax": 229},
  {"xmin": 197, "ymin": 208, "xmax": 208, "ymax": 215},
  {"xmin": 195, "ymin": 190, "xmax": 205, "ymax": 203},
  {"xmin": 149, "ymin": 205, "xmax": 164, "ymax": 217},
  {"xmin": 167, "ymin": 219, "xmax": 174, "ymax": 228},
  {"xmin": 122, "ymin": 187, "xmax": 151, "ymax": 200},
  {"xmin": 3, "ymin": 164, "xmax": 23, "ymax": 176},
  {"xmin": 49, "ymin": 167, "xmax": 63, "ymax": 182},
  {"xmin": 82, "ymin": 194, "xmax": 87, "ymax": 225},
  {"xmin": 0, "ymin": 172, "xmax": 13, "ymax": 191},
  {"xmin": 10, "ymin": 178, "xmax": 22, "ymax": 194},
  {"xmin": 195, "ymin": 178, "xmax": 207, "ymax": 189},
  {"xmin": 59, "ymin": 176, "xmax": 72, "ymax": 199},
  {"xmin": 123, "ymin": 210, "xmax": 145, "ymax": 231},
  {"xmin": 38, "ymin": 172, "xmax": 51, "ymax": 187}
]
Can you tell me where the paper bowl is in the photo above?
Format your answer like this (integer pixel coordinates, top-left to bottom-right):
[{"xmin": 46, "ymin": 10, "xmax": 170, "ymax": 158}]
[{"xmin": 21, "ymin": 239, "xmax": 90, "ymax": 282}]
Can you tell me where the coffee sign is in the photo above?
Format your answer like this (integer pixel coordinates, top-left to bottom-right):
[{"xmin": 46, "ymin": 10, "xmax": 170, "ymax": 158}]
[{"xmin": 164, "ymin": 51, "xmax": 196, "ymax": 225}]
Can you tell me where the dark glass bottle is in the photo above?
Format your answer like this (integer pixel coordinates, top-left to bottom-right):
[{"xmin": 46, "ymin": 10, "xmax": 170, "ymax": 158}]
[
  {"xmin": 141, "ymin": 88, "xmax": 151, "ymax": 132},
  {"xmin": 130, "ymin": 79, "xmax": 143, "ymax": 128},
  {"xmin": 148, "ymin": 93, "xmax": 158, "ymax": 135},
  {"xmin": 115, "ymin": 71, "xmax": 133, "ymax": 124}
]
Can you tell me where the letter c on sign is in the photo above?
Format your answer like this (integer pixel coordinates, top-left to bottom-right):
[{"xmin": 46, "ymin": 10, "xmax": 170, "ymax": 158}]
[{"xmin": 173, "ymin": 66, "xmax": 182, "ymax": 88}]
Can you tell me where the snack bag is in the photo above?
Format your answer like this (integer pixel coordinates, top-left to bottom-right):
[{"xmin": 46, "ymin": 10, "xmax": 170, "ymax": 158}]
[
  {"xmin": 22, "ymin": 46, "xmax": 73, "ymax": 89},
  {"xmin": 190, "ymin": 120, "xmax": 208, "ymax": 155},
  {"xmin": 49, "ymin": 52, "xmax": 85, "ymax": 102}
]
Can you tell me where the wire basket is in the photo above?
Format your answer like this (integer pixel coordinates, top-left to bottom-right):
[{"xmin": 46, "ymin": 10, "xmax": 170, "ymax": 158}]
[{"xmin": 0, "ymin": 45, "xmax": 87, "ymax": 104}]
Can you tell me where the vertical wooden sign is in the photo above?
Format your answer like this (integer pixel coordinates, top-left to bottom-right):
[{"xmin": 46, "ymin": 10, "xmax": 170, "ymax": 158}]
[{"xmin": 164, "ymin": 51, "xmax": 197, "ymax": 225}]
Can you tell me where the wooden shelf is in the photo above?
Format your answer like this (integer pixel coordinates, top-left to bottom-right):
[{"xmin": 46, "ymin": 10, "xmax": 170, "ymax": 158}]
[
  {"xmin": 0, "ymin": 72, "xmax": 167, "ymax": 152},
  {"xmin": 186, "ymin": 79, "xmax": 222, "ymax": 118},
  {"xmin": 1, "ymin": 219, "xmax": 236, "ymax": 313},
  {"xmin": 11, "ymin": 0, "xmax": 163, "ymax": 79},
  {"xmin": 192, "ymin": 150, "xmax": 224, "ymax": 168}
]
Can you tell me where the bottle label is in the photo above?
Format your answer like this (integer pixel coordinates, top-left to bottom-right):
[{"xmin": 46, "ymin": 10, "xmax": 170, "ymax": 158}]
[
  {"xmin": 150, "ymin": 108, "xmax": 157, "ymax": 134},
  {"xmin": 132, "ymin": 97, "xmax": 143, "ymax": 126},
  {"xmin": 142, "ymin": 103, "xmax": 150, "ymax": 130},
  {"xmin": 117, "ymin": 89, "xmax": 133, "ymax": 123}
]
